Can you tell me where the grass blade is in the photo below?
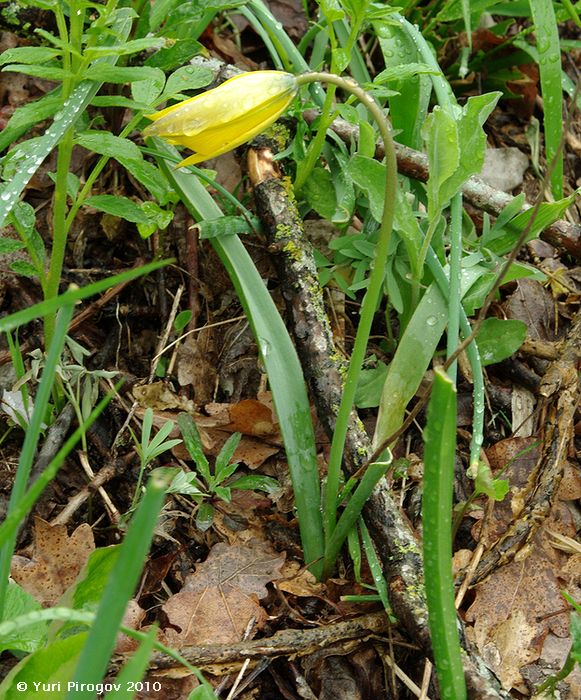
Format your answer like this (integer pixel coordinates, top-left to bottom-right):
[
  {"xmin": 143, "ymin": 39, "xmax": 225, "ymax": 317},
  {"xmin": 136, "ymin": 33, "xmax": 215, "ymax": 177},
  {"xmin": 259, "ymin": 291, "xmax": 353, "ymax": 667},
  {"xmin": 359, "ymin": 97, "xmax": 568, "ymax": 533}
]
[
  {"xmin": 68, "ymin": 471, "xmax": 172, "ymax": 698},
  {"xmin": 0, "ymin": 305, "xmax": 74, "ymax": 620}
]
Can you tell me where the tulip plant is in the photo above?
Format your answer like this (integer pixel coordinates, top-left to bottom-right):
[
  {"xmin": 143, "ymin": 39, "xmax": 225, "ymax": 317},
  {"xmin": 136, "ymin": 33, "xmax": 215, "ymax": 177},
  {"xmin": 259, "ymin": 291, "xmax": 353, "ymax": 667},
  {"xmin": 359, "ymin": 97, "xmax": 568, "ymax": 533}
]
[
  {"xmin": 143, "ymin": 68, "xmax": 397, "ymax": 581},
  {"xmin": 143, "ymin": 65, "xmax": 468, "ymax": 700}
]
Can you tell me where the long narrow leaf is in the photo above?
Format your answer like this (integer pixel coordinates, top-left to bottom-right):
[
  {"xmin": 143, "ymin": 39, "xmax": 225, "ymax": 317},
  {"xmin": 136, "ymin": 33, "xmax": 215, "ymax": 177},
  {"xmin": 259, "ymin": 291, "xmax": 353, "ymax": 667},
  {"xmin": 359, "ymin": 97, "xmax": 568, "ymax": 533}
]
[
  {"xmin": 0, "ymin": 305, "xmax": 74, "ymax": 619},
  {"xmin": 423, "ymin": 369, "xmax": 466, "ymax": 700},
  {"xmin": 68, "ymin": 472, "xmax": 172, "ymax": 698},
  {"xmin": 152, "ymin": 139, "xmax": 324, "ymax": 578},
  {"xmin": 529, "ymin": 0, "xmax": 564, "ymax": 198}
]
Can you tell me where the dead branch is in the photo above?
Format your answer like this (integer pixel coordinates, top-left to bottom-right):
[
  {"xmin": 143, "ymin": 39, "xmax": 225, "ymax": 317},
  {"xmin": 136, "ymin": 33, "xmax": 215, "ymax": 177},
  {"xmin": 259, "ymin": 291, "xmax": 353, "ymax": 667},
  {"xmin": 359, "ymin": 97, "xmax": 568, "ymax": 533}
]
[
  {"xmin": 249, "ymin": 145, "xmax": 511, "ymax": 700},
  {"xmin": 302, "ymin": 110, "xmax": 581, "ymax": 258},
  {"xmin": 468, "ymin": 306, "xmax": 581, "ymax": 584},
  {"xmin": 145, "ymin": 612, "xmax": 388, "ymax": 673}
]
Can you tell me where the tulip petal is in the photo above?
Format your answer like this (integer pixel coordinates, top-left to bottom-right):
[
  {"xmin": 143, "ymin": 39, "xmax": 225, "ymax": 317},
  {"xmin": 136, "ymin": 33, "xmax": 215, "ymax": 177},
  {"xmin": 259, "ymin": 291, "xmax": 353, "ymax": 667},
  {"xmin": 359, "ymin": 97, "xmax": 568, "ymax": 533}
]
[{"xmin": 143, "ymin": 70, "xmax": 297, "ymax": 167}]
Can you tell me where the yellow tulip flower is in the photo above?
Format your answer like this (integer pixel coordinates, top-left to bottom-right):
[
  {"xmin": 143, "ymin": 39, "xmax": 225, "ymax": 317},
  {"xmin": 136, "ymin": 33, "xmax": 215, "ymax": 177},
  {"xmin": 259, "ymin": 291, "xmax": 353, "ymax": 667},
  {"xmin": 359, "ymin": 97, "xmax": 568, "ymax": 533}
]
[{"xmin": 143, "ymin": 70, "xmax": 298, "ymax": 168}]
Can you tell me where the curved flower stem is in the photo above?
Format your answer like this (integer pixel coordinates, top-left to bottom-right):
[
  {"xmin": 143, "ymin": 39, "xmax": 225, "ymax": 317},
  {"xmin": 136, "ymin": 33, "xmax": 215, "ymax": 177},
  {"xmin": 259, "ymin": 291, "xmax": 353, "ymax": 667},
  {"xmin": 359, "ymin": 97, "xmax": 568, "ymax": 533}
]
[{"xmin": 295, "ymin": 73, "xmax": 397, "ymax": 562}]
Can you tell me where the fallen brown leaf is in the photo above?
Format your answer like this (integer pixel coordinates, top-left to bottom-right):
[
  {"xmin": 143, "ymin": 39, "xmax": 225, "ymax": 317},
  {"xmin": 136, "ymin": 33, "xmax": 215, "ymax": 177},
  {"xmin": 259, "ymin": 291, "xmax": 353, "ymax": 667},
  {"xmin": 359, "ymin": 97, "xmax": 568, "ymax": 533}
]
[
  {"xmin": 162, "ymin": 540, "xmax": 284, "ymax": 647},
  {"xmin": 11, "ymin": 518, "xmax": 94, "ymax": 606}
]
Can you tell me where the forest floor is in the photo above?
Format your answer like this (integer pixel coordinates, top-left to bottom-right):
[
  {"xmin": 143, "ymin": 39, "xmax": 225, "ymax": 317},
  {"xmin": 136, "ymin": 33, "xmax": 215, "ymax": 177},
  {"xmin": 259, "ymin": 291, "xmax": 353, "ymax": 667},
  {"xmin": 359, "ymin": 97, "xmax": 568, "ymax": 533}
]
[{"xmin": 0, "ymin": 1, "xmax": 581, "ymax": 699}]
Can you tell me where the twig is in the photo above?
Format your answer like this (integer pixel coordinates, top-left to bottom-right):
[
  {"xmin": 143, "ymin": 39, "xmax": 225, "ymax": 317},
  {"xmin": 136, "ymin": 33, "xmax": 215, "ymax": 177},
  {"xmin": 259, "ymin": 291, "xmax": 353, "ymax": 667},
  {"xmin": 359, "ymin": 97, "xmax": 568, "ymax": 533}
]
[
  {"xmin": 302, "ymin": 110, "xmax": 581, "ymax": 257},
  {"xmin": 141, "ymin": 612, "xmax": 388, "ymax": 672}
]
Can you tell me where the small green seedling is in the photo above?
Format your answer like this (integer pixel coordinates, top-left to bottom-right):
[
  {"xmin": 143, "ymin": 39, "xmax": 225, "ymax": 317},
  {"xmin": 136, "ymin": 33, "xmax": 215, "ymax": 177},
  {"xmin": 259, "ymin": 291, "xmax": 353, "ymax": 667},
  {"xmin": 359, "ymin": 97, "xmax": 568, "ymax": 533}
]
[{"xmin": 171, "ymin": 413, "xmax": 278, "ymax": 531}]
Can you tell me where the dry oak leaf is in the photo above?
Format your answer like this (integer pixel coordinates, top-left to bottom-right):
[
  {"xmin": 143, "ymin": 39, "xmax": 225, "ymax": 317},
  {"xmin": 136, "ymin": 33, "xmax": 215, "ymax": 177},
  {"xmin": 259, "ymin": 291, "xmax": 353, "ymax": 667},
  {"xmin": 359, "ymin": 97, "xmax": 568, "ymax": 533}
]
[
  {"xmin": 11, "ymin": 518, "xmax": 94, "ymax": 606},
  {"xmin": 162, "ymin": 540, "xmax": 284, "ymax": 647}
]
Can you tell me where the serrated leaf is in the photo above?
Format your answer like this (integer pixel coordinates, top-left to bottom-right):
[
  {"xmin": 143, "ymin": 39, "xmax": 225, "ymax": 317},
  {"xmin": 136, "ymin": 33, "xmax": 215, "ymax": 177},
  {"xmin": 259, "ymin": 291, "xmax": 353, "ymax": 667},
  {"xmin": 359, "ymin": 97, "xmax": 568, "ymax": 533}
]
[
  {"xmin": 75, "ymin": 131, "xmax": 142, "ymax": 160},
  {"xmin": 0, "ymin": 47, "xmax": 61, "ymax": 66},
  {"xmin": 85, "ymin": 195, "xmax": 151, "ymax": 224},
  {"xmin": 2, "ymin": 64, "xmax": 69, "ymax": 80},
  {"xmin": 83, "ymin": 64, "xmax": 164, "ymax": 84}
]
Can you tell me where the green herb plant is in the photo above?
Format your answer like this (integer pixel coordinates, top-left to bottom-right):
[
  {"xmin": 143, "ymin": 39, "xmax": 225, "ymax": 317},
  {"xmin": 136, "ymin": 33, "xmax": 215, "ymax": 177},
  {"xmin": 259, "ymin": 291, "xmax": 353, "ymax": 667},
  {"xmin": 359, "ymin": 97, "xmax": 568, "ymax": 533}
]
[{"xmin": 170, "ymin": 413, "xmax": 279, "ymax": 532}]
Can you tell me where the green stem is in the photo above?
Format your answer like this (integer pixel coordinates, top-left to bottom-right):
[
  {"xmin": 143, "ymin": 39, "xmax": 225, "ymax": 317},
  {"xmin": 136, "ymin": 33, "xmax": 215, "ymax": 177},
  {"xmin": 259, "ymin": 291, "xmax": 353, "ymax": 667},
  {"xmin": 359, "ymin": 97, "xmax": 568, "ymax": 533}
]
[
  {"xmin": 293, "ymin": 85, "xmax": 337, "ymax": 191},
  {"xmin": 295, "ymin": 72, "xmax": 397, "ymax": 550},
  {"xmin": 447, "ymin": 192, "xmax": 463, "ymax": 382}
]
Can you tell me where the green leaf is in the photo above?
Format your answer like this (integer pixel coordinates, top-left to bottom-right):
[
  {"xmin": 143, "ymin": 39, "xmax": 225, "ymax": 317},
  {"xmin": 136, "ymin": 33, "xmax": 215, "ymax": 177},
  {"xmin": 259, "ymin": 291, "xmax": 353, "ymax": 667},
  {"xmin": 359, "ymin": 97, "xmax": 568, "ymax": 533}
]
[
  {"xmin": 0, "ymin": 238, "xmax": 26, "ymax": 254},
  {"xmin": 348, "ymin": 155, "xmax": 386, "ymax": 222},
  {"xmin": 188, "ymin": 684, "xmax": 218, "ymax": 700},
  {"xmin": 131, "ymin": 69, "xmax": 167, "ymax": 104},
  {"xmin": 174, "ymin": 310, "xmax": 192, "ymax": 332},
  {"xmin": 571, "ymin": 612, "xmax": 581, "ymax": 663},
  {"xmin": 0, "ymin": 581, "xmax": 47, "ymax": 655},
  {"xmin": 195, "ymin": 502, "xmax": 215, "ymax": 531},
  {"xmin": 328, "ymin": 148, "xmax": 355, "ymax": 224},
  {"xmin": 75, "ymin": 131, "xmax": 142, "ymax": 161},
  {"xmin": 529, "ymin": 0, "xmax": 564, "ymax": 198},
  {"xmin": 55, "ymin": 547, "xmax": 120, "ymax": 639},
  {"xmin": 85, "ymin": 195, "xmax": 151, "ymax": 224},
  {"xmin": 162, "ymin": 65, "xmax": 213, "ymax": 98},
  {"xmin": 89, "ymin": 95, "xmax": 151, "ymax": 110},
  {"xmin": 83, "ymin": 64, "xmax": 165, "ymax": 85},
  {"xmin": 0, "ymin": 93, "xmax": 62, "ymax": 151},
  {"xmin": 373, "ymin": 283, "xmax": 447, "ymax": 448},
  {"xmin": 149, "ymin": 0, "xmax": 182, "ymax": 30},
  {"xmin": 474, "ymin": 461, "xmax": 509, "ymax": 501},
  {"xmin": 2, "ymin": 64, "xmax": 69, "ymax": 80},
  {"xmin": 483, "ymin": 192, "xmax": 580, "ymax": 255},
  {"xmin": 355, "ymin": 360, "xmax": 388, "ymax": 409},
  {"xmin": 197, "ymin": 215, "xmax": 258, "ymax": 239},
  {"xmin": 9, "ymin": 260, "xmax": 37, "ymax": 277},
  {"xmin": 422, "ymin": 107, "xmax": 459, "ymax": 216},
  {"xmin": 423, "ymin": 369, "xmax": 466, "ymax": 700},
  {"xmin": 229, "ymin": 474, "xmax": 280, "ymax": 494},
  {"xmin": 144, "ymin": 40, "xmax": 204, "ymax": 72},
  {"xmin": 475, "ymin": 318, "xmax": 527, "ymax": 366},
  {"xmin": 85, "ymin": 37, "xmax": 164, "ymax": 58},
  {"xmin": 303, "ymin": 167, "xmax": 336, "ymax": 220},
  {"xmin": 117, "ymin": 158, "xmax": 173, "ymax": 205},
  {"xmin": 214, "ymin": 432, "xmax": 241, "ymax": 481},
  {"xmin": 177, "ymin": 414, "xmax": 211, "ymax": 483},
  {"xmin": 0, "ymin": 47, "xmax": 61, "ymax": 66},
  {"xmin": 137, "ymin": 201, "xmax": 174, "ymax": 238},
  {"xmin": 423, "ymin": 93, "xmax": 501, "ymax": 215},
  {"xmin": 167, "ymin": 470, "xmax": 204, "ymax": 496},
  {"xmin": 0, "ymin": 632, "xmax": 86, "ymax": 698}
]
